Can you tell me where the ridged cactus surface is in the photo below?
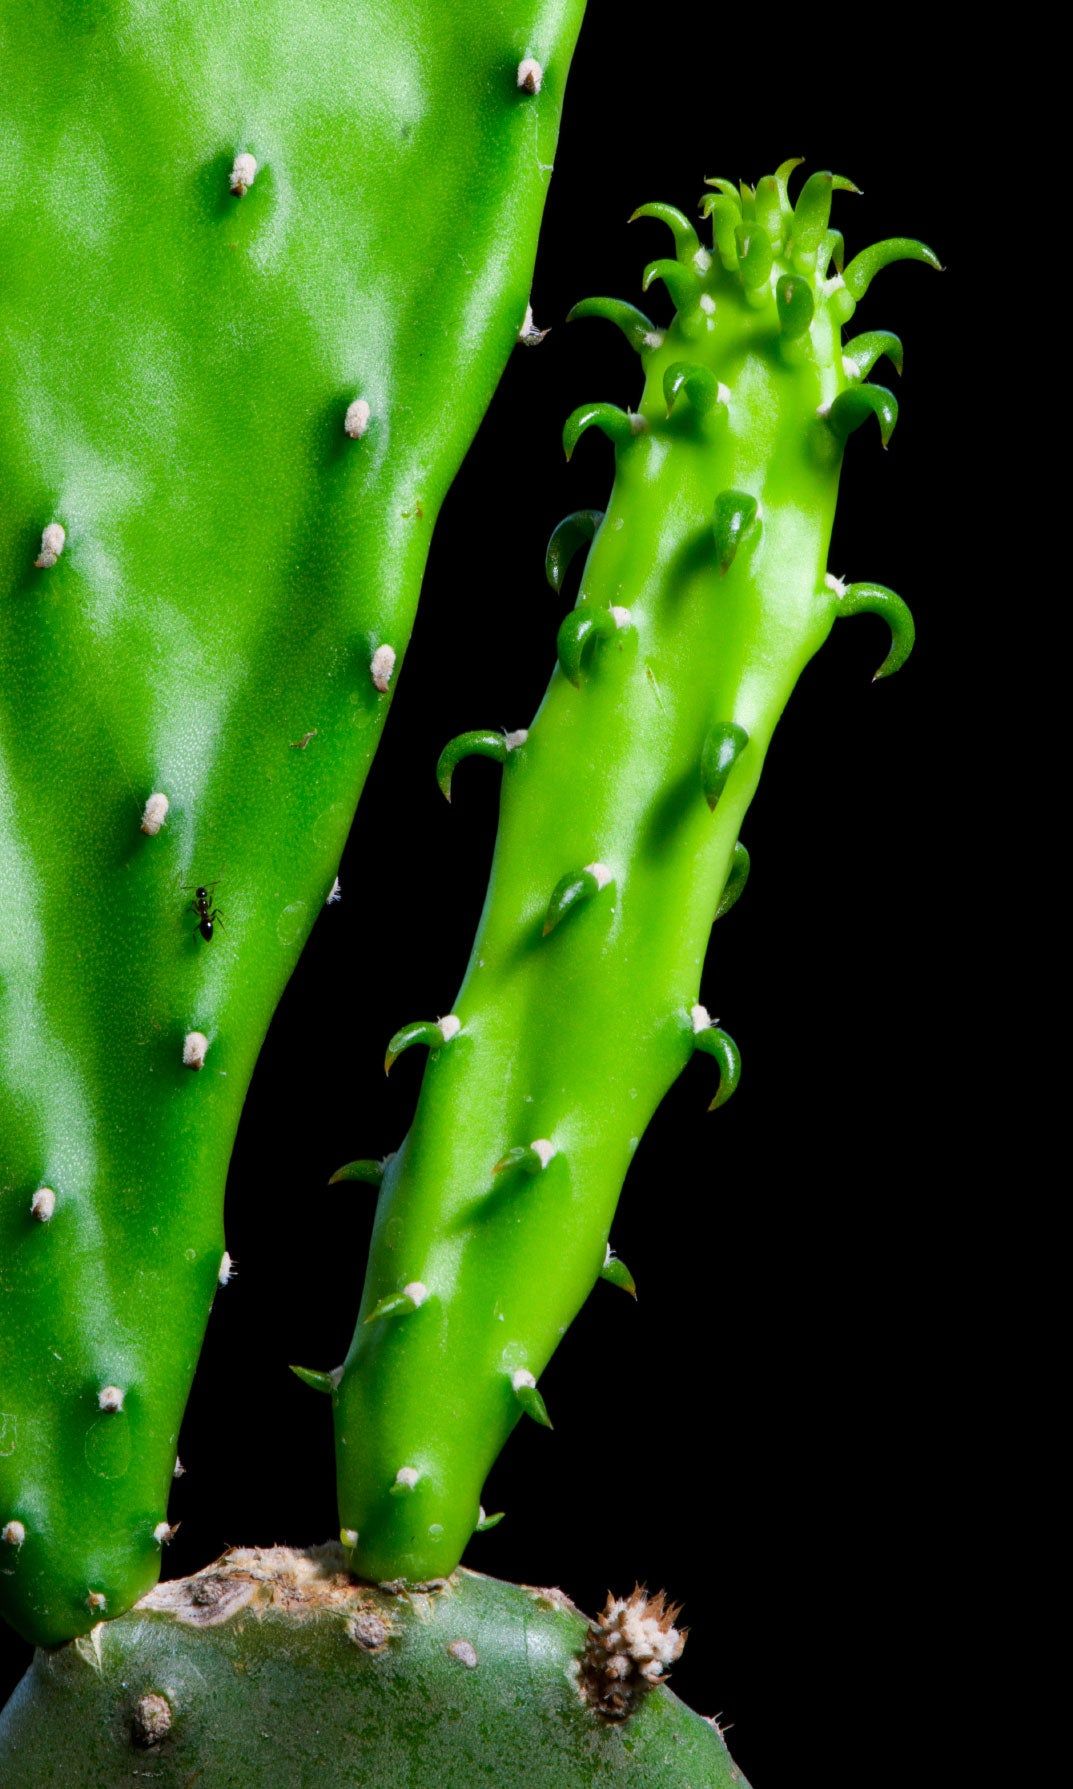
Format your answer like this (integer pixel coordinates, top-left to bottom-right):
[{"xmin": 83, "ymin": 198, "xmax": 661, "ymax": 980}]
[
  {"xmin": 0, "ymin": 1547, "xmax": 745, "ymax": 1787},
  {"xmin": 329, "ymin": 163, "xmax": 937, "ymax": 1582},
  {"xmin": 0, "ymin": 0, "xmax": 585, "ymax": 1645}
]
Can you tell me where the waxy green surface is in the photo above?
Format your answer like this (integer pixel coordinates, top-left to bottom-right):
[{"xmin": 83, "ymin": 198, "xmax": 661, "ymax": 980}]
[
  {"xmin": 0, "ymin": 1552, "xmax": 747, "ymax": 1787},
  {"xmin": 332, "ymin": 166, "xmax": 933, "ymax": 1582},
  {"xmin": 0, "ymin": 0, "xmax": 585, "ymax": 1644}
]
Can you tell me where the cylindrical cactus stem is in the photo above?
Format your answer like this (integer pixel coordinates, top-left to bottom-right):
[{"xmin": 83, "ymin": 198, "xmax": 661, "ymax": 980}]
[
  {"xmin": 0, "ymin": 0, "xmax": 585, "ymax": 1646},
  {"xmin": 331, "ymin": 162, "xmax": 936, "ymax": 1584}
]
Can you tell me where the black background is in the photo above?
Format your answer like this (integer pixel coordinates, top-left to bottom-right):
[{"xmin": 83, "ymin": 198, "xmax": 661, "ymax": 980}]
[{"xmin": 2, "ymin": 10, "xmax": 990, "ymax": 1783}]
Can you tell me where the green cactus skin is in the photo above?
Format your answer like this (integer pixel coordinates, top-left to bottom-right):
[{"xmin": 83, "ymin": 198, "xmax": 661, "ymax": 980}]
[
  {"xmin": 0, "ymin": 1547, "xmax": 747, "ymax": 1787},
  {"xmin": 331, "ymin": 164, "xmax": 937, "ymax": 1583},
  {"xmin": 0, "ymin": 0, "xmax": 585, "ymax": 1646}
]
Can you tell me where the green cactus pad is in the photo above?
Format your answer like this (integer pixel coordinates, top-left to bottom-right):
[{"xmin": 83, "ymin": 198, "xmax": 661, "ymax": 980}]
[
  {"xmin": 0, "ymin": 0, "xmax": 584, "ymax": 1644},
  {"xmin": 0, "ymin": 1547, "xmax": 748, "ymax": 1787},
  {"xmin": 330, "ymin": 162, "xmax": 935, "ymax": 1583}
]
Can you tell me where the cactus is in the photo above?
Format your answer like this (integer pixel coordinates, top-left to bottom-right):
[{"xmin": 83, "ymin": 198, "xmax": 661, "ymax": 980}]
[
  {"xmin": 0, "ymin": 0, "xmax": 586, "ymax": 1646},
  {"xmin": 0, "ymin": 1546, "xmax": 746, "ymax": 1785},
  {"xmin": 329, "ymin": 162, "xmax": 938, "ymax": 1584}
]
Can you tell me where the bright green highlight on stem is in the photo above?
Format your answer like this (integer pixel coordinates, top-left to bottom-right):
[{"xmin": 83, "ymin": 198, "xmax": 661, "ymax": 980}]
[
  {"xmin": 0, "ymin": 0, "xmax": 584, "ymax": 1646},
  {"xmin": 327, "ymin": 165, "xmax": 935, "ymax": 1582}
]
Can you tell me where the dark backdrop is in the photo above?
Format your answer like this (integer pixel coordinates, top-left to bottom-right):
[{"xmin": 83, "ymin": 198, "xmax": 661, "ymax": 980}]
[{"xmin": 2, "ymin": 11, "xmax": 986, "ymax": 1784}]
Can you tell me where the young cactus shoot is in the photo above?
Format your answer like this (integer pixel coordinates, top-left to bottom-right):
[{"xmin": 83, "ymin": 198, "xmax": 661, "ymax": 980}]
[{"xmin": 328, "ymin": 162, "xmax": 937, "ymax": 1583}]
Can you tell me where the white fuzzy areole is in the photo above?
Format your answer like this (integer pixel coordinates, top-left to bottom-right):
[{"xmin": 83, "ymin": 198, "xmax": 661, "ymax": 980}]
[
  {"xmin": 140, "ymin": 792, "xmax": 170, "ymax": 836},
  {"xmin": 370, "ymin": 643, "xmax": 396, "ymax": 693},
  {"xmin": 699, "ymin": 294, "xmax": 717, "ymax": 316},
  {"xmin": 609, "ymin": 605, "xmax": 630, "ymax": 630},
  {"xmin": 34, "ymin": 522, "xmax": 66, "ymax": 569},
  {"xmin": 183, "ymin": 1031, "xmax": 209, "ymax": 1070},
  {"xmin": 87, "ymin": 1591, "xmax": 108, "ymax": 1611},
  {"xmin": 326, "ymin": 875, "xmax": 342, "ymax": 905},
  {"xmin": 693, "ymin": 247, "xmax": 712, "ymax": 274},
  {"xmin": 628, "ymin": 412, "xmax": 647, "ymax": 436},
  {"xmin": 402, "ymin": 1280, "xmax": 428, "ymax": 1306},
  {"xmin": 716, "ymin": 381, "xmax": 731, "ymax": 404},
  {"xmin": 503, "ymin": 728, "xmax": 528, "ymax": 752},
  {"xmin": 31, "ymin": 1187, "xmax": 56, "ymax": 1222},
  {"xmin": 98, "ymin": 1386, "xmax": 125, "ymax": 1413},
  {"xmin": 173, "ymin": 1458, "xmax": 185, "ymax": 1478},
  {"xmin": 516, "ymin": 56, "xmax": 543, "ymax": 93},
  {"xmin": 448, "ymin": 1639, "xmax": 479, "ymax": 1668},
  {"xmin": 512, "ymin": 1368, "xmax": 536, "ymax": 1392},
  {"xmin": 340, "ymin": 1528, "xmax": 359, "ymax": 1548},
  {"xmin": 230, "ymin": 152, "xmax": 257, "ymax": 195},
  {"xmin": 842, "ymin": 354, "xmax": 861, "ymax": 379},
  {"xmin": 815, "ymin": 399, "xmax": 832, "ymax": 419},
  {"xmin": 690, "ymin": 1002, "xmax": 712, "ymax": 1034},
  {"xmin": 218, "ymin": 1251, "xmax": 234, "ymax": 1286},
  {"xmin": 824, "ymin": 572, "xmax": 847, "ymax": 598},
  {"xmin": 437, "ymin": 1014, "xmax": 461, "ymax": 1042},
  {"xmin": 344, "ymin": 397, "xmax": 371, "ymax": 439},
  {"xmin": 2, "ymin": 1520, "xmax": 26, "ymax": 1547},
  {"xmin": 642, "ymin": 329, "xmax": 664, "ymax": 350},
  {"xmin": 821, "ymin": 273, "xmax": 845, "ymax": 297},
  {"xmin": 395, "ymin": 1466, "xmax": 420, "ymax": 1490},
  {"xmin": 153, "ymin": 1522, "xmax": 175, "ymax": 1545},
  {"xmin": 583, "ymin": 861, "xmax": 612, "ymax": 890},
  {"xmin": 530, "ymin": 1138, "xmax": 555, "ymax": 1169}
]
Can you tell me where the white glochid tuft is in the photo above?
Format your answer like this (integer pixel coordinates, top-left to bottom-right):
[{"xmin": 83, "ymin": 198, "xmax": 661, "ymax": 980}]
[
  {"xmin": 503, "ymin": 729, "xmax": 528, "ymax": 752},
  {"xmin": 34, "ymin": 522, "xmax": 66, "ymax": 569},
  {"xmin": 512, "ymin": 1368, "xmax": 536, "ymax": 1392},
  {"xmin": 340, "ymin": 1527, "xmax": 359, "ymax": 1548},
  {"xmin": 690, "ymin": 1003, "xmax": 712, "ymax": 1034},
  {"xmin": 153, "ymin": 1522, "xmax": 176, "ymax": 1545},
  {"xmin": 218, "ymin": 1251, "xmax": 234, "ymax": 1286},
  {"xmin": 370, "ymin": 644, "xmax": 396, "ymax": 693},
  {"xmin": 824, "ymin": 572, "xmax": 847, "ymax": 598},
  {"xmin": 716, "ymin": 382, "xmax": 731, "ymax": 405},
  {"xmin": 609, "ymin": 606, "xmax": 631, "ymax": 630},
  {"xmin": 530, "ymin": 1138, "xmax": 555, "ymax": 1169},
  {"xmin": 816, "ymin": 399, "xmax": 832, "ymax": 419},
  {"xmin": 344, "ymin": 397, "xmax": 371, "ymax": 439},
  {"xmin": 2, "ymin": 1521, "xmax": 26, "ymax": 1547},
  {"xmin": 584, "ymin": 862, "xmax": 613, "ymax": 890},
  {"xmin": 183, "ymin": 1031, "xmax": 209, "ymax": 1070},
  {"xmin": 448, "ymin": 1638, "xmax": 479, "ymax": 1668},
  {"xmin": 692, "ymin": 247, "xmax": 712, "ymax": 274},
  {"xmin": 87, "ymin": 1590, "xmax": 108, "ymax": 1612},
  {"xmin": 699, "ymin": 294, "xmax": 716, "ymax": 316},
  {"xmin": 229, "ymin": 152, "xmax": 257, "ymax": 196},
  {"xmin": 516, "ymin": 57, "xmax": 543, "ymax": 94},
  {"xmin": 98, "ymin": 1386, "xmax": 125, "ymax": 1413},
  {"xmin": 140, "ymin": 792, "xmax": 170, "ymax": 836},
  {"xmin": 842, "ymin": 354, "xmax": 861, "ymax": 379},
  {"xmin": 402, "ymin": 1281, "xmax": 428, "ymax": 1307},
  {"xmin": 394, "ymin": 1466, "xmax": 420, "ymax": 1490},
  {"xmin": 326, "ymin": 875, "xmax": 342, "ymax": 906},
  {"xmin": 517, "ymin": 304, "xmax": 549, "ymax": 347},
  {"xmin": 437, "ymin": 1014, "xmax": 461, "ymax": 1042},
  {"xmin": 31, "ymin": 1187, "xmax": 56, "ymax": 1222}
]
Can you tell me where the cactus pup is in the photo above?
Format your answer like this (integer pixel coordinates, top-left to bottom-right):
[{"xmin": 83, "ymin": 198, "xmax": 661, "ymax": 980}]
[
  {"xmin": 327, "ymin": 161, "xmax": 938, "ymax": 1583},
  {"xmin": 0, "ymin": 0, "xmax": 585, "ymax": 1646}
]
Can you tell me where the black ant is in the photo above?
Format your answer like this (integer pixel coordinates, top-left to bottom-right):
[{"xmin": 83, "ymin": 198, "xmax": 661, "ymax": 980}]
[{"xmin": 184, "ymin": 880, "xmax": 224, "ymax": 942}]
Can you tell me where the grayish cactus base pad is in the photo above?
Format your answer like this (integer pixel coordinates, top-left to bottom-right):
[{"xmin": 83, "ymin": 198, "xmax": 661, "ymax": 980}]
[{"xmin": 0, "ymin": 1545, "xmax": 748, "ymax": 1786}]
